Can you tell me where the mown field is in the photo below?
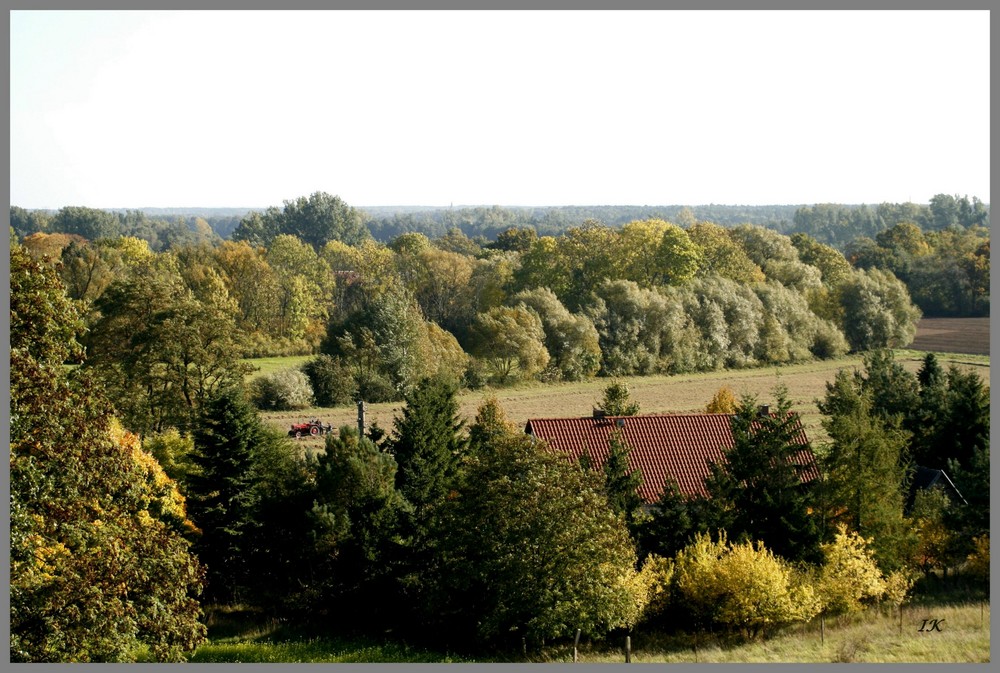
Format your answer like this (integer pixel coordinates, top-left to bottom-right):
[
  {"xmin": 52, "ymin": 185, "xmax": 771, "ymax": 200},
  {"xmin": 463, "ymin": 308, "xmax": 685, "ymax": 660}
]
[{"xmin": 253, "ymin": 348, "xmax": 989, "ymax": 456}]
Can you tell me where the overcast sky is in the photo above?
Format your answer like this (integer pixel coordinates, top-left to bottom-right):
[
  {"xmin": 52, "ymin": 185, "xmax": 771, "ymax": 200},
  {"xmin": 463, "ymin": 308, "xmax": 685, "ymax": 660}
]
[{"xmin": 9, "ymin": 10, "xmax": 991, "ymax": 210}]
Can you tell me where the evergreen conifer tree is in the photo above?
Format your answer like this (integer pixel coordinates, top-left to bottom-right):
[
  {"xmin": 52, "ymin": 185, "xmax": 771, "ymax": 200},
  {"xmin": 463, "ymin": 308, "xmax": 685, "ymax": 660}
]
[{"xmin": 704, "ymin": 389, "xmax": 822, "ymax": 563}]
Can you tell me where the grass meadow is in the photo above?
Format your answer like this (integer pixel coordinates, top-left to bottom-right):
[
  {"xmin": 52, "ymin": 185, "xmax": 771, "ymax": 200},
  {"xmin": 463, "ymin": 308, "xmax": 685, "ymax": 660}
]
[{"xmin": 164, "ymin": 599, "xmax": 989, "ymax": 663}]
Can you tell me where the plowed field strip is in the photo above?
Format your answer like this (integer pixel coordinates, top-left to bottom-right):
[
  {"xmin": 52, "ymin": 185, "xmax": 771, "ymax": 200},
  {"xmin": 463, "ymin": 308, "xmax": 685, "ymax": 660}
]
[{"xmin": 909, "ymin": 317, "xmax": 990, "ymax": 356}]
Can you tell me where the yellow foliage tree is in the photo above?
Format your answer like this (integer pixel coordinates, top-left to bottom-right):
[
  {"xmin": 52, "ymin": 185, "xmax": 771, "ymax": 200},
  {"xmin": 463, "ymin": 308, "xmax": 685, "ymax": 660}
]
[
  {"xmin": 673, "ymin": 532, "xmax": 819, "ymax": 638},
  {"xmin": 816, "ymin": 524, "xmax": 888, "ymax": 616},
  {"xmin": 705, "ymin": 385, "xmax": 738, "ymax": 413}
]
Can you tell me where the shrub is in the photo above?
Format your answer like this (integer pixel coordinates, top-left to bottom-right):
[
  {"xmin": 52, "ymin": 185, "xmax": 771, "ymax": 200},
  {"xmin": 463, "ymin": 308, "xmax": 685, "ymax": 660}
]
[
  {"xmin": 965, "ymin": 535, "xmax": 989, "ymax": 586},
  {"xmin": 705, "ymin": 386, "xmax": 738, "ymax": 414},
  {"xmin": 635, "ymin": 553, "xmax": 675, "ymax": 626},
  {"xmin": 600, "ymin": 379, "xmax": 640, "ymax": 416},
  {"xmin": 143, "ymin": 428, "xmax": 199, "ymax": 490},
  {"xmin": 816, "ymin": 525, "xmax": 887, "ymax": 616},
  {"xmin": 673, "ymin": 532, "xmax": 819, "ymax": 638},
  {"xmin": 302, "ymin": 354, "xmax": 356, "ymax": 407},
  {"xmin": 250, "ymin": 369, "xmax": 314, "ymax": 410}
]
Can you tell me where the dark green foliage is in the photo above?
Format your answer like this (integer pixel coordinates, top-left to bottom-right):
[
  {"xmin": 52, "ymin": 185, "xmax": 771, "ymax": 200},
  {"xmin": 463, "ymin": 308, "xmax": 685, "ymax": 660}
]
[
  {"xmin": 188, "ymin": 388, "xmax": 263, "ymax": 603},
  {"xmin": 946, "ymin": 446, "xmax": 990, "ymax": 561},
  {"xmin": 936, "ymin": 367, "xmax": 990, "ymax": 471},
  {"xmin": 188, "ymin": 387, "xmax": 312, "ymax": 607},
  {"xmin": 10, "ymin": 205, "xmax": 51, "ymax": 237},
  {"xmin": 703, "ymin": 391, "xmax": 822, "ymax": 564},
  {"xmin": 10, "ymin": 242, "xmax": 207, "ymax": 662},
  {"xmin": 637, "ymin": 479, "xmax": 697, "ymax": 560},
  {"xmin": 817, "ymin": 370, "xmax": 915, "ymax": 572},
  {"xmin": 428, "ymin": 432, "xmax": 640, "ymax": 648},
  {"xmin": 302, "ymin": 353, "xmax": 357, "ymax": 406},
  {"xmin": 50, "ymin": 205, "xmax": 122, "ymax": 241},
  {"xmin": 304, "ymin": 427, "xmax": 409, "ymax": 628},
  {"xmin": 603, "ymin": 430, "xmax": 643, "ymax": 527},
  {"xmin": 390, "ymin": 377, "xmax": 467, "ymax": 516},
  {"xmin": 384, "ymin": 378, "xmax": 468, "ymax": 635},
  {"xmin": 856, "ymin": 350, "xmax": 921, "ymax": 422}
]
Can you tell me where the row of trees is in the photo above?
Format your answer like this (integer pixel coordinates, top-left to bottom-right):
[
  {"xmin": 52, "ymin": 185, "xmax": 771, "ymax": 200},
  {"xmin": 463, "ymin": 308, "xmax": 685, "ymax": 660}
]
[
  {"xmin": 844, "ymin": 221, "xmax": 989, "ymax": 316},
  {"xmin": 13, "ymin": 191, "xmax": 988, "ymax": 320},
  {"xmin": 17, "ymin": 207, "xmax": 926, "ymax": 425},
  {"xmin": 10, "ymin": 240, "xmax": 988, "ymax": 661},
  {"xmin": 17, "ymin": 193, "xmax": 986, "ymax": 253}
]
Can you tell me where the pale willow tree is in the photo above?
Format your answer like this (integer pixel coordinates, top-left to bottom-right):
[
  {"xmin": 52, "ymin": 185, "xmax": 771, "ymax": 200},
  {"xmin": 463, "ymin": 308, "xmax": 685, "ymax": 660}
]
[
  {"xmin": 836, "ymin": 267, "xmax": 922, "ymax": 351},
  {"xmin": 586, "ymin": 279, "xmax": 701, "ymax": 376},
  {"xmin": 469, "ymin": 305, "xmax": 550, "ymax": 383},
  {"xmin": 512, "ymin": 287, "xmax": 601, "ymax": 381}
]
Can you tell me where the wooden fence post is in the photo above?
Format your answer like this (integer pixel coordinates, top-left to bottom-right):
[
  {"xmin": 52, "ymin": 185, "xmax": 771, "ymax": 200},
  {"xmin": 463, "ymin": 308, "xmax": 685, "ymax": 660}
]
[
  {"xmin": 625, "ymin": 635, "xmax": 631, "ymax": 663},
  {"xmin": 573, "ymin": 629, "xmax": 581, "ymax": 662}
]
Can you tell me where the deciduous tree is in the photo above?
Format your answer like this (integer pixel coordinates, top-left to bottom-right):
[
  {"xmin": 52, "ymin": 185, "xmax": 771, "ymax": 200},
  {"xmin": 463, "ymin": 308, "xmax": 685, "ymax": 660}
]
[{"xmin": 10, "ymin": 241, "xmax": 206, "ymax": 662}]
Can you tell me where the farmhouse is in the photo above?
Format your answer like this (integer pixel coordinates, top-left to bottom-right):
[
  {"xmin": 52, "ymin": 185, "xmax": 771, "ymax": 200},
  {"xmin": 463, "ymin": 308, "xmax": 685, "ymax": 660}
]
[{"xmin": 524, "ymin": 409, "xmax": 820, "ymax": 503}]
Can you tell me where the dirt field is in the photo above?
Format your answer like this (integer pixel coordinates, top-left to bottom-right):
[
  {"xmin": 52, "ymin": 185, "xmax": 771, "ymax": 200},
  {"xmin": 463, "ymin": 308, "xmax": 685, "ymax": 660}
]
[
  {"xmin": 262, "ymin": 351, "xmax": 989, "ymax": 455},
  {"xmin": 909, "ymin": 317, "xmax": 990, "ymax": 356}
]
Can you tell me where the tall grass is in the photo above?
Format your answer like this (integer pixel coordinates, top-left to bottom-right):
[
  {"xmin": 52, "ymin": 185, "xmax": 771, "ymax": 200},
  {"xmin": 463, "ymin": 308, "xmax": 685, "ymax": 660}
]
[{"xmin": 542, "ymin": 602, "xmax": 989, "ymax": 664}]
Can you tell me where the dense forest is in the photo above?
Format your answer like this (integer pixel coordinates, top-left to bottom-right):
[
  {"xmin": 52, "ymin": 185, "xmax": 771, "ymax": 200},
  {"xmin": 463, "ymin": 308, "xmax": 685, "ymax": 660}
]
[{"xmin": 8, "ymin": 191, "xmax": 991, "ymax": 662}]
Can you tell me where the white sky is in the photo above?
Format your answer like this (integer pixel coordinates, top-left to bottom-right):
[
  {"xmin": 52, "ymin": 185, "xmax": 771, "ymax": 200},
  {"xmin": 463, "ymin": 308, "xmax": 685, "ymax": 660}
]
[{"xmin": 9, "ymin": 10, "xmax": 991, "ymax": 210}]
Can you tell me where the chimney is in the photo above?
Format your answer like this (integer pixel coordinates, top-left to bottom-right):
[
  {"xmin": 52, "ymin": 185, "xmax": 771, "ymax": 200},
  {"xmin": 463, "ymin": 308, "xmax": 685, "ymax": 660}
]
[
  {"xmin": 357, "ymin": 399, "xmax": 367, "ymax": 437},
  {"xmin": 758, "ymin": 404, "xmax": 770, "ymax": 417},
  {"xmin": 593, "ymin": 408, "xmax": 606, "ymax": 420}
]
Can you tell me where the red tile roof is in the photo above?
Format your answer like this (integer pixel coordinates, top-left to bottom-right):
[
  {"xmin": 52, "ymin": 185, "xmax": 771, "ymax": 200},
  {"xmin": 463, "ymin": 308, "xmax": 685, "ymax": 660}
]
[{"xmin": 525, "ymin": 413, "xmax": 819, "ymax": 503}]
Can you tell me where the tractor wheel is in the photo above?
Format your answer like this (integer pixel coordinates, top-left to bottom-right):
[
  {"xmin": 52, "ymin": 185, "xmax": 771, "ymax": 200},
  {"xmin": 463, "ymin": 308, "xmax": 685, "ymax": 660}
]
[
  {"xmin": 310, "ymin": 426, "xmax": 320, "ymax": 436},
  {"xmin": 295, "ymin": 431, "xmax": 303, "ymax": 439}
]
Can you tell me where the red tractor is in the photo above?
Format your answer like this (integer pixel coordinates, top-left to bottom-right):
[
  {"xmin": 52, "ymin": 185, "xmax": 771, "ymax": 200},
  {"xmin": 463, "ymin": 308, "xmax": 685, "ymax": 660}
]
[{"xmin": 288, "ymin": 419, "xmax": 333, "ymax": 438}]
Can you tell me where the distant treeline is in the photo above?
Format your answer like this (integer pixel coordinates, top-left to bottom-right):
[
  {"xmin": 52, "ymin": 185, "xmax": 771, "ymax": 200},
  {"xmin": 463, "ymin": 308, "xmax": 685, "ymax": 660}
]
[{"xmin": 11, "ymin": 194, "xmax": 988, "ymax": 251}]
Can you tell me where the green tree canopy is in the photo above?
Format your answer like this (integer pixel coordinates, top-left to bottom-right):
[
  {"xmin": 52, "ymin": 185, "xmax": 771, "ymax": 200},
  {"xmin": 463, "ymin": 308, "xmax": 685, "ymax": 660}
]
[
  {"xmin": 430, "ymin": 432, "xmax": 642, "ymax": 647},
  {"xmin": 234, "ymin": 191, "xmax": 370, "ymax": 250}
]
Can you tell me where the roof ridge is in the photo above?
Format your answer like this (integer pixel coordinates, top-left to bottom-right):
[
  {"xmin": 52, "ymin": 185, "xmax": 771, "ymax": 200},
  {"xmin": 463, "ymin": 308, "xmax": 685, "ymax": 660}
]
[{"xmin": 528, "ymin": 412, "xmax": 736, "ymax": 422}]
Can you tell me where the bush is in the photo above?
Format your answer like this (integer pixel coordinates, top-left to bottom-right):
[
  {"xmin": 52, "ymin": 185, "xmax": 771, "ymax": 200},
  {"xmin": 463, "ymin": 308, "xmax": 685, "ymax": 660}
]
[
  {"xmin": 672, "ymin": 532, "xmax": 820, "ymax": 638},
  {"xmin": 250, "ymin": 369, "xmax": 314, "ymax": 410},
  {"xmin": 965, "ymin": 535, "xmax": 989, "ymax": 586},
  {"xmin": 635, "ymin": 554, "xmax": 675, "ymax": 626},
  {"xmin": 816, "ymin": 525, "xmax": 888, "ymax": 616},
  {"xmin": 705, "ymin": 386, "xmax": 738, "ymax": 414},
  {"xmin": 302, "ymin": 354, "xmax": 356, "ymax": 407}
]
